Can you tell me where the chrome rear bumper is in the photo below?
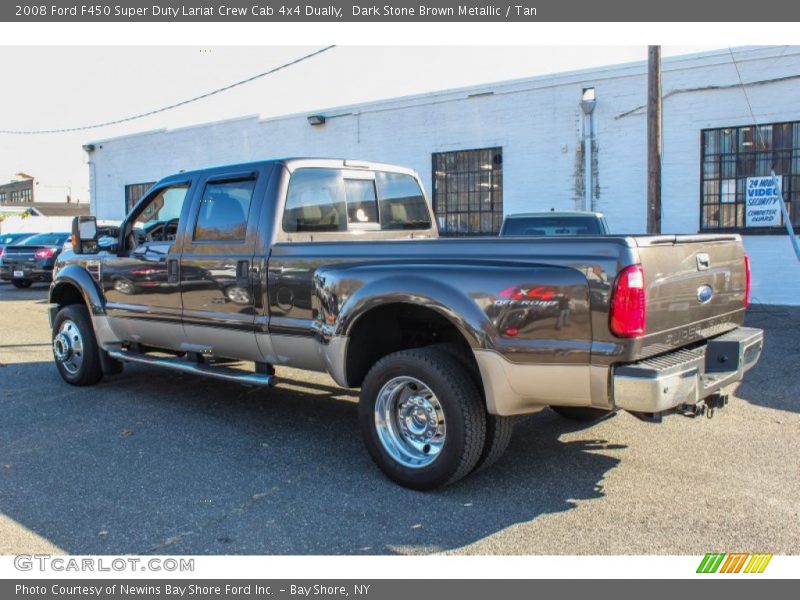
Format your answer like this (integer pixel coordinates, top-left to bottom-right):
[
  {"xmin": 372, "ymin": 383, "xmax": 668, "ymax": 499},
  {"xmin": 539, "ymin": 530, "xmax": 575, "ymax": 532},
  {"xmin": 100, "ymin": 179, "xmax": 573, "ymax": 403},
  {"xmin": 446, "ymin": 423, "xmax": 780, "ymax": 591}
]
[{"xmin": 612, "ymin": 326, "xmax": 763, "ymax": 414}]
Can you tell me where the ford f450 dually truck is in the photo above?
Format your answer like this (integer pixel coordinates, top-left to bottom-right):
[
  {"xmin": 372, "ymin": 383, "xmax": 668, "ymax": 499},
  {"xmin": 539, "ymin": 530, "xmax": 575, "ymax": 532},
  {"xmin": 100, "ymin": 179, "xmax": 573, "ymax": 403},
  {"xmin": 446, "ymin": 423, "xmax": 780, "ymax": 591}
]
[{"xmin": 49, "ymin": 158, "xmax": 763, "ymax": 489}]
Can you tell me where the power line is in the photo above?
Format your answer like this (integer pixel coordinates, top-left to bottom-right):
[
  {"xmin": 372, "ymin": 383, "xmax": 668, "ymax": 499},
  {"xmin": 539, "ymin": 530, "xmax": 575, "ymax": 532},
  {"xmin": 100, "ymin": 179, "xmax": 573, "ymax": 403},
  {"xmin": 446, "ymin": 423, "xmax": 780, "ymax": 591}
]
[
  {"xmin": 0, "ymin": 45, "xmax": 335, "ymax": 135},
  {"xmin": 727, "ymin": 47, "xmax": 761, "ymax": 143}
]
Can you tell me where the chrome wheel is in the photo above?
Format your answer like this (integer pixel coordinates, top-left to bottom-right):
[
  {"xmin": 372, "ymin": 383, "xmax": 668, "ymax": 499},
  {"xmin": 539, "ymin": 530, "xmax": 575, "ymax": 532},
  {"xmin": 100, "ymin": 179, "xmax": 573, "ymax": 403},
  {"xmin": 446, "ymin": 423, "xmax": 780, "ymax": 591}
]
[
  {"xmin": 374, "ymin": 376, "xmax": 446, "ymax": 468},
  {"xmin": 53, "ymin": 319, "xmax": 84, "ymax": 375}
]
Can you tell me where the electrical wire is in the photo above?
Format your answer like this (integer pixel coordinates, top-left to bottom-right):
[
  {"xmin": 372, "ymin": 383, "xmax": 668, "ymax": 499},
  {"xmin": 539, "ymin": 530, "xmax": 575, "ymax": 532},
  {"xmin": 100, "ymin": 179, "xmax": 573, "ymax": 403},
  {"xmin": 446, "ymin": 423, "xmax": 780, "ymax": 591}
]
[
  {"xmin": 0, "ymin": 45, "xmax": 335, "ymax": 135},
  {"xmin": 727, "ymin": 47, "xmax": 762, "ymax": 144},
  {"xmin": 728, "ymin": 46, "xmax": 800, "ymax": 262}
]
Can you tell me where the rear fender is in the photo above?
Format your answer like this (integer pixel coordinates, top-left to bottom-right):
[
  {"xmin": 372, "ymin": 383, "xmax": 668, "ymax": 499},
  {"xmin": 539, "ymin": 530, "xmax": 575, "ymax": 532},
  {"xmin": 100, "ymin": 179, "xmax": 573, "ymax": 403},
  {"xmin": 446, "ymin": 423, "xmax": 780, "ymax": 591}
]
[{"xmin": 314, "ymin": 268, "xmax": 491, "ymax": 349}]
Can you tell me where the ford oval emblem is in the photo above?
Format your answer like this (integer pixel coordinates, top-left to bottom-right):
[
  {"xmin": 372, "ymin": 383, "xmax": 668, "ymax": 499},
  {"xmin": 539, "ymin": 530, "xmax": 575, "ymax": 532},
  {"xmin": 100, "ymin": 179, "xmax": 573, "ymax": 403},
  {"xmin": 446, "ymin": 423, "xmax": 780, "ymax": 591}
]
[{"xmin": 696, "ymin": 285, "xmax": 714, "ymax": 304}]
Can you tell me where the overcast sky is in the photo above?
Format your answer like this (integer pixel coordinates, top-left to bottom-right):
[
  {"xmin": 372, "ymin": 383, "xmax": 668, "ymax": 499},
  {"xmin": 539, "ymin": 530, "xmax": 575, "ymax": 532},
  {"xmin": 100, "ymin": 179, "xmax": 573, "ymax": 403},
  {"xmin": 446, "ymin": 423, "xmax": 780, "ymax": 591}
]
[{"xmin": 0, "ymin": 45, "xmax": 722, "ymax": 203}]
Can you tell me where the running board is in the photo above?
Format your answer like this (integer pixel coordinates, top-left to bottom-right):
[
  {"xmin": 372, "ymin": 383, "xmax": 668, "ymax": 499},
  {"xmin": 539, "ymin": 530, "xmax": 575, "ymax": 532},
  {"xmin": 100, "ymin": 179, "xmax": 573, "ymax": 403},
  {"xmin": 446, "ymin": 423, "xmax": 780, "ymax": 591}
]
[{"xmin": 106, "ymin": 350, "xmax": 276, "ymax": 387}]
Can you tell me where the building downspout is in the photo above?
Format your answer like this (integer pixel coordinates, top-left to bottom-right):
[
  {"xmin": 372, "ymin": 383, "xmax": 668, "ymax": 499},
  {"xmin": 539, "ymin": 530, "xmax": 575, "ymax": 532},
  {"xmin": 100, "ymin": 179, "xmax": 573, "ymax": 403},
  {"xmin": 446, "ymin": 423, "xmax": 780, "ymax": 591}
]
[
  {"xmin": 82, "ymin": 144, "xmax": 96, "ymax": 216},
  {"xmin": 580, "ymin": 88, "xmax": 596, "ymax": 212}
]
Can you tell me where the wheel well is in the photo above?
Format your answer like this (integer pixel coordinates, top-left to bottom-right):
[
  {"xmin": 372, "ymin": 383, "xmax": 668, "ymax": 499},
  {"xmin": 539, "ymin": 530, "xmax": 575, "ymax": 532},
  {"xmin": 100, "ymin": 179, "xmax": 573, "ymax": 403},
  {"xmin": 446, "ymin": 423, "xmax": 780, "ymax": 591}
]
[
  {"xmin": 345, "ymin": 303, "xmax": 477, "ymax": 387},
  {"xmin": 51, "ymin": 283, "xmax": 86, "ymax": 310}
]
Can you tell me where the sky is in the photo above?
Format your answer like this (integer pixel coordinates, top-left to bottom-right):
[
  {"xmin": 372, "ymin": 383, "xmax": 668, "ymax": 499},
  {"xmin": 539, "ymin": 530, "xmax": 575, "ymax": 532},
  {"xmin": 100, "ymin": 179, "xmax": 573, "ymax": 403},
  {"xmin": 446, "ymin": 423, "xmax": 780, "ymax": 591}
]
[{"xmin": 0, "ymin": 45, "xmax": 723, "ymax": 203}]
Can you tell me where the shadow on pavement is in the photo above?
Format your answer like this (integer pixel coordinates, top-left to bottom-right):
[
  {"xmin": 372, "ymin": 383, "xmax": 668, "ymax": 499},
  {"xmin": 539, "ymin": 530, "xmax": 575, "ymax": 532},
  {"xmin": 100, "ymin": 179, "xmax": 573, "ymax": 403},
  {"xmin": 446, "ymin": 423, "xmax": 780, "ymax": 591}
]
[
  {"xmin": 0, "ymin": 358, "xmax": 622, "ymax": 555},
  {"xmin": 0, "ymin": 281, "xmax": 50, "ymax": 302},
  {"xmin": 739, "ymin": 304, "xmax": 799, "ymax": 414}
]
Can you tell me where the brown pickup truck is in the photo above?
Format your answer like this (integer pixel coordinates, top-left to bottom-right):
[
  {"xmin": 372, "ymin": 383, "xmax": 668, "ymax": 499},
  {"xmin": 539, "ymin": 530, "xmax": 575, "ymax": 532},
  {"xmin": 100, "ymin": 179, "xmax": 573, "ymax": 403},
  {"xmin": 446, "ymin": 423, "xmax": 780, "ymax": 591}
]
[{"xmin": 49, "ymin": 158, "xmax": 763, "ymax": 489}]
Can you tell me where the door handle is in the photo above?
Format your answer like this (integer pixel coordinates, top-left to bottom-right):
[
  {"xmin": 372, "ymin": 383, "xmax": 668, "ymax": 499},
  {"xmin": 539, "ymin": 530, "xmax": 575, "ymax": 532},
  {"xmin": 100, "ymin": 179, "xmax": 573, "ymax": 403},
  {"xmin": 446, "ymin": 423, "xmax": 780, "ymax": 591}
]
[
  {"xmin": 167, "ymin": 259, "xmax": 179, "ymax": 284},
  {"xmin": 236, "ymin": 260, "xmax": 249, "ymax": 280}
]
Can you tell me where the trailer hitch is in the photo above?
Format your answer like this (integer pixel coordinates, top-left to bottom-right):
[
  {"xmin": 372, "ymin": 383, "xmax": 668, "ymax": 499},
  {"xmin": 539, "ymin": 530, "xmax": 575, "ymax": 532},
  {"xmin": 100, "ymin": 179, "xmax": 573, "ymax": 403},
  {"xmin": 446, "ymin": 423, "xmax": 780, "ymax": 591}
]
[
  {"xmin": 627, "ymin": 392, "xmax": 731, "ymax": 422},
  {"xmin": 679, "ymin": 393, "xmax": 729, "ymax": 419},
  {"xmin": 704, "ymin": 392, "xmax": 729, "ymax": 419}
]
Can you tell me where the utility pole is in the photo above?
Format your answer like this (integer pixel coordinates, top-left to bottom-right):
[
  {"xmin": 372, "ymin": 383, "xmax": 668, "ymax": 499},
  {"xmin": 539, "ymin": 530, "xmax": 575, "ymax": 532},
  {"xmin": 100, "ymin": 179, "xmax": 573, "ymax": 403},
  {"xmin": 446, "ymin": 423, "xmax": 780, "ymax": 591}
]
[{"xmin": 647, "ymin": 45, "xmax": 662, "ymax": 234}]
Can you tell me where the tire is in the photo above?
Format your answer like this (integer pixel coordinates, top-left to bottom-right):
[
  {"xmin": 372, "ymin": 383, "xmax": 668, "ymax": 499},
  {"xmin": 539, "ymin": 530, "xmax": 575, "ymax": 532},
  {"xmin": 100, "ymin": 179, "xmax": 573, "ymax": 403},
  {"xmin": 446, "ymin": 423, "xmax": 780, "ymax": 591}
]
[
  {"xmin": 52, "ymin": 304, "xmax": 104, "ymax": 386},
  {"xmin": 474, "ymin": 413, "xmax": 515, "ymax": 472},
  {"xmin": 551, "ymin": 406, "xmax": 611, "ymax": 422},
  {"xmin": 430, "ymin": 342, "xmax": 515, "ymax": 472},
  {"xmin": 359, "ymin": 347, "xmax": 487, "ymax": 490},
  {"xmin": 12, "ymin": 279, "xmax": 32, "ymax": 289}
]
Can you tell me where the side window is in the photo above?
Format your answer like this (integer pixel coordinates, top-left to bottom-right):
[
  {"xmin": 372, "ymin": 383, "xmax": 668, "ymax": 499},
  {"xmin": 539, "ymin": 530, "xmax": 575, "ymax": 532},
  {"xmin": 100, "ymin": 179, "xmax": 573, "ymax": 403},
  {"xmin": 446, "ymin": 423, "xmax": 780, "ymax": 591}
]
[
  {"xmin": 283, "ymin": 168, "xmax": 346, "ymax": 232},
  {"xmin": 131, "ymin": 184, "xmax": 190, "ymax": 246},
  {"xmin": 376, "ymin": 172, "xmax": 432, "ymax": 230},
  {"xmin": 344, "ymin": 178, "xmax": 379, "ymax": 229},
  {"xmin": 193, "ymin": 179, "xmax": 256, "ymax": 242}
]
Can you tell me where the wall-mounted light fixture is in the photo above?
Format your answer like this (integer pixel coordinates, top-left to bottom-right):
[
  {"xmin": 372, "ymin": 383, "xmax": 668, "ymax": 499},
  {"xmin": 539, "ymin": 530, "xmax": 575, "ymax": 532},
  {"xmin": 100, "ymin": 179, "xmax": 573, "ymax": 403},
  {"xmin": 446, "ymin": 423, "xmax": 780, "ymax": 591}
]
[
  {"xmin": 307, "ymin": 115, "xmax": 326, "ymax": 126},
  {"xmin": 580, "ymin": 87, "xmax": 596, "ymax": 115}
]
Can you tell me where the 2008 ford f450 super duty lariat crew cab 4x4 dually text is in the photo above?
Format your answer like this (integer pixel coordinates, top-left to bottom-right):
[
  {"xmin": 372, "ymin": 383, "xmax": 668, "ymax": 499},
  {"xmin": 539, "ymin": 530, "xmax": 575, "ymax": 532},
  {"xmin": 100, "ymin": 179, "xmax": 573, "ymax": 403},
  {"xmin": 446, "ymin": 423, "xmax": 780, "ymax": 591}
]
[{"xmin": 49, "ymin": 158, "xmax": 763, "ymax": 489}]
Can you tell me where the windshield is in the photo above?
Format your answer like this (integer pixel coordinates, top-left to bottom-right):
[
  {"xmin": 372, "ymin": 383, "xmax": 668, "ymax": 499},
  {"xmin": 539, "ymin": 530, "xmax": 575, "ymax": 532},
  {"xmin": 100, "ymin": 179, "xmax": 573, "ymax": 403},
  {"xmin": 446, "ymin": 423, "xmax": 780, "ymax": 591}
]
[
  {"xmin": 501, "ymin": 216, "xmax": 603, "ymax": 236},
  {"xmin": 15, "ymin": 233, "xmax": 69, "ymax": 247}
]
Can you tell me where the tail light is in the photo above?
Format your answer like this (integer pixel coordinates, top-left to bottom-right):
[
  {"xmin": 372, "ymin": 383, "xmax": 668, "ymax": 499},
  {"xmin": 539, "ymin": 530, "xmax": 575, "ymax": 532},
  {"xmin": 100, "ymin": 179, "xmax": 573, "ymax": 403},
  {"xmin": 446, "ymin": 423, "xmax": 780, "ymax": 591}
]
[
  {"xmin": 743, "ymin": 254, "xmax": 751, "ymax": 308},
  {"xmin": 609, "ymin": 264, "xmax": 646, "ymax": 338},
  {"xmin": 0, "ymin": 247, "xmax": 4, "ymax": 258},
  {"xmin": 34, "ymin": 247, "xmax": 56, "ymax": 259}
]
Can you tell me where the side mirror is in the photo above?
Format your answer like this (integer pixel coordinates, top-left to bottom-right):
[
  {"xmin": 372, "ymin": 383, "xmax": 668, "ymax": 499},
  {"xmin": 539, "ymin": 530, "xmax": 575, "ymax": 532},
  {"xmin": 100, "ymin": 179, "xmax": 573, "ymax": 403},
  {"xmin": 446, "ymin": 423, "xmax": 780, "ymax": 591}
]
[{"xmin": 71, "ymin": 215, "xmax": 98, "ymax": 254}]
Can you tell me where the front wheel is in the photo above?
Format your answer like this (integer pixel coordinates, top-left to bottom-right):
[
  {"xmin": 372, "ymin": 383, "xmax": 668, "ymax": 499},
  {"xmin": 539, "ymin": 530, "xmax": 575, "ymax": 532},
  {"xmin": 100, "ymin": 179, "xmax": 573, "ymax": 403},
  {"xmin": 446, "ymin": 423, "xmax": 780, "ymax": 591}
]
[
  {"xmin": 52, "ymin": 304, "xmax": 104, "ymax": 386},
  {"xmin": 359, "ymin": 348, "xmax": 487, "ymax": 490}
]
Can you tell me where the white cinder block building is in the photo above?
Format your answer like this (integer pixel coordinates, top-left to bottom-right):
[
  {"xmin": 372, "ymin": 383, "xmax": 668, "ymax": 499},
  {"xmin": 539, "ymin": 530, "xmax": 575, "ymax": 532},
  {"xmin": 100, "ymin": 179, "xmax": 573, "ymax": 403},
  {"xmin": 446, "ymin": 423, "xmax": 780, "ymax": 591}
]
[{"xmin": 87, "ymin": 46, "xmax": 800, "ymax": 305}]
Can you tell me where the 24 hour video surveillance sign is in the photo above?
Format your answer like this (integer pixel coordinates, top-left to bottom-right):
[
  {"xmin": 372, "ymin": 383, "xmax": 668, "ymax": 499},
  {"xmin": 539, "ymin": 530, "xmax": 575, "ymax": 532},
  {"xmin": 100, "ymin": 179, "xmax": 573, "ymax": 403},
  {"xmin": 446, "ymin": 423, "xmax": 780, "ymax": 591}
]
[{"xmin": 745, "ymin": 176, "xmax": 783, "ymax": 227}]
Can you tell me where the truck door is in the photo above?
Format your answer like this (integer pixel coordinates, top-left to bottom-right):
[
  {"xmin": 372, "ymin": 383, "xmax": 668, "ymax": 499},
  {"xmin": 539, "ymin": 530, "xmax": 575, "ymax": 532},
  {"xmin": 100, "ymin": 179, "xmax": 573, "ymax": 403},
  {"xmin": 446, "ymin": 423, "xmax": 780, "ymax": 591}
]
[
  {"xmin": 178, "ymin": 167, "xmax": 270, "ymax": 361},
  {"xmin": 102, "ymin": 180, "xmax": 195, "ymax": 350}
]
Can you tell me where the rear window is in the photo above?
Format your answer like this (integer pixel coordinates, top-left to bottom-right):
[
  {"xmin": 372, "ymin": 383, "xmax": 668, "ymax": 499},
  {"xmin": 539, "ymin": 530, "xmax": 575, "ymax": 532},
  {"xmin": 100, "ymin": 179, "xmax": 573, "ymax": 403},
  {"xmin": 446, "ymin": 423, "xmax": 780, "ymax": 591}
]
[
  {"xmin": 1, "ymin": 233, "xmax": 31, "ymax": 245},
  {"xmin": 284, "ymin": 168, "xmax": 431, "ymax": 233},
  {"xmin": 283, "ymin": 168, "xmax": 347, "ymax": 233},
  {"xmin": 376, "ymin": 172, "xmax": 431, "ymax": 230},
  {"xmin": 15, "ymin": 233, "xmax": 69, "ymax": 246},
  {"xmin": 501, "ymin": 216, "xmax": 602, "ymax": 236}
]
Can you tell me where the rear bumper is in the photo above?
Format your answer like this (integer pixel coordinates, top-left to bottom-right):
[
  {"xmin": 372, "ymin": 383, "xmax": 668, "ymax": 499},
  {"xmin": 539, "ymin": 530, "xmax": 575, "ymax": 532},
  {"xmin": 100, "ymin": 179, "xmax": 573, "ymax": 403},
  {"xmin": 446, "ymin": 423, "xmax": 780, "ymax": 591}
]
[
  {"xmin": 612, "ymin": 326, "xmax": 763, "ymax": 413},
  {"xmin": 0, "ymin": 265, "xmax": 54, "ymax": 282}
]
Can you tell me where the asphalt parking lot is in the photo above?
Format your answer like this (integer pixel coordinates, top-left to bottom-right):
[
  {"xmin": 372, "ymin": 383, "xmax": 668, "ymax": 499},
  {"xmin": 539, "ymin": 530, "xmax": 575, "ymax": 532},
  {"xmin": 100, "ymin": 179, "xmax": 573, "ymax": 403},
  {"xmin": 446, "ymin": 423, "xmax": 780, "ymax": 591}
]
[{"xmin": 1, "ymin": 281, "xmax": 798, "ymax": 555}]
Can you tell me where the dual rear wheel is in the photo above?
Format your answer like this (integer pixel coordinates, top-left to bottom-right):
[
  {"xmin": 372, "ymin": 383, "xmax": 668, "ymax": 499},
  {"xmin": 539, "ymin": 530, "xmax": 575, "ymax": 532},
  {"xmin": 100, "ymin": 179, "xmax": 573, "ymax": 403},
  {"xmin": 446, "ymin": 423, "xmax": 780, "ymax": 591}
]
[{"xmin": 359, "ymin": 347, "xmax": 515, "ymax": 490}]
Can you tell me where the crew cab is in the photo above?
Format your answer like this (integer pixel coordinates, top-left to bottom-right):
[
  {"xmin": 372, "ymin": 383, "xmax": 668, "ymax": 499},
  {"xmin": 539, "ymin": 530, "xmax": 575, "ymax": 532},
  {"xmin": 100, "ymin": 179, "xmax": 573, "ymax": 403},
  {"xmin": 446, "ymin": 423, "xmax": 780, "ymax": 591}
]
[{"xmin": 48, "ymin": 158, "xmax": 763, "ymax": 489}]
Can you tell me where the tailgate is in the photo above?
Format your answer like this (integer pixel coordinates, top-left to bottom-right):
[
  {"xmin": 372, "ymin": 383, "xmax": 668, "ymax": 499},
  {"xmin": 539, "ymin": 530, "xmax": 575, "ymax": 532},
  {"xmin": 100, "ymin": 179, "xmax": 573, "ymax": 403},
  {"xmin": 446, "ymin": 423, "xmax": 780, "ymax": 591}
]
[{"xmin": 634, "ymin": 234, "xmax": 747, "ymax": 349}]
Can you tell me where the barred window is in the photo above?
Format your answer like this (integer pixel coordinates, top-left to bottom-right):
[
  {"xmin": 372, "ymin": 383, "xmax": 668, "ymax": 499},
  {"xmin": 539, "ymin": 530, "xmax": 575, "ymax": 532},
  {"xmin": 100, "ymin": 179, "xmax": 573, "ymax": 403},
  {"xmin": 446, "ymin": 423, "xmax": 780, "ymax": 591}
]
[
  {"xmin": 432, "ymin": 148, "xmax": 503, "ymax": 236},
  {"xmin": 700, "ymin": 122, "xmax": 800, "ymax": 232}
]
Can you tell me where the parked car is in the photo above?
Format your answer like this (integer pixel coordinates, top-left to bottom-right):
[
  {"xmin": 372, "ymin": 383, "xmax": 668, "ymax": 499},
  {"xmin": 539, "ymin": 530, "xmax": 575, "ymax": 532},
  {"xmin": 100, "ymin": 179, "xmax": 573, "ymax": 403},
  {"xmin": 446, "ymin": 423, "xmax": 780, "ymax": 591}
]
[
  {"xmin": 0, "ymin": 232, "xmax": 34, "ymax": 261},
  {"xmin": 500, "ymin": 211, "xmax": 610, "ymax": 236},
  {"xmin": 0, "ymin": 232, "xmax": 70, "ymax": 288},
  {"xmin": 48, "ymin": 159, "xmax": 762, "ymax": 489}
]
